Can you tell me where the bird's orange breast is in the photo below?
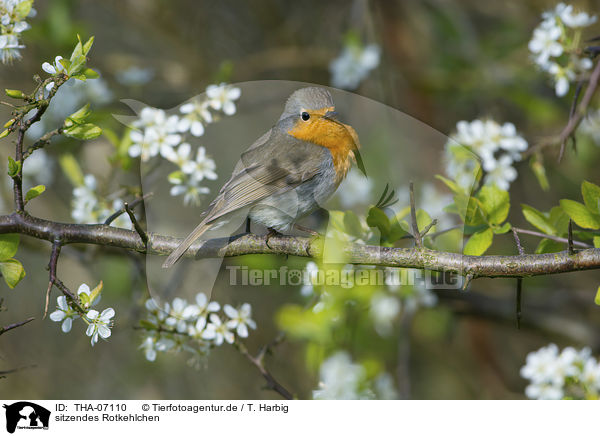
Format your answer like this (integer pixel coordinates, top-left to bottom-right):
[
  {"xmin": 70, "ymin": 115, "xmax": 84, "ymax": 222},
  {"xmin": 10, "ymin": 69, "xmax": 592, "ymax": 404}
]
[{"xmin": 287, "ymin": 108, "xmax": 360, "ymax": 185}]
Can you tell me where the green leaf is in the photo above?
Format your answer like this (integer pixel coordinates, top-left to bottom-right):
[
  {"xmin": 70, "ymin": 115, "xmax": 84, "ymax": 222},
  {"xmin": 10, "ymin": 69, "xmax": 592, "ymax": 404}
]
[
  {"xmin": 0, "ymin": 234, "xmax": 19, "ymax": 260},
  {"xmin": 454, "ymin": 193, "xmax": 485, "ymax": 227},
  {"xmin": 7, "ymin": 156, "xmax": 20, "ymax": 178},
  {"xmin": 59, "ymin": 154, "xmax": 85, "ymax": 186},
  {"xmin": 463, "ymin": 228, "xmax": 493, "ymax": 256},
  {"xmin": 58, "ymin": 58, "xmax": 72, "ymax": 72},
  {"xmin": 66, "ymin": 103, "xmax": 91, "ymax": 124},
  {"xmin": 560, "ymin": 199, "xmax": 600, "ymax": 230},
  {"xmin": 535, "ymin": 238, "xmax": 563, "ymax": 254},
  {"xmin": 0, "ymin": 259, "xmax": 25, "ymax": 289},
  {"xmin": 88, "ymin": 281, "xmax": 103, "ymax": 306},
  {"xmin": 24, "ymin": 185, "xmax": 46, "ymax": 203},
  {"xmin": 478, "ymin": 185, "xmax": 510, "ymax": 225},
  {"xmin": 582, "ymin": 181, "xmax": 600, "ymax": 215},
  {"xmin": 82, "ymin": 68, "xmax": 99, "ymax": 79},
  {"xmin": 5, "ymin": 89, "xmax": 25, "ymax": 99},
  {"xmin": 549, "ymin": 206, "xmax": 570, "ymax": 235},
  {"xmin": 435, "ymin": 175, "xmax": 464, "ymax": 195},
  {"xmin": 595, "ymin": 286, "xmax": 600, "ymax": 306},
  {"xmin": 493, "ymin": 222, "xmax": 512, "ymax": 234},
  {"xmin": 416, "ymin": 209, "xmax": 434, "ymax": 233},
  {"xmin": 64, "ymin": 123, "xmax": 102, "ymax": 140},
  {"xmin": 521, "ymin": 204, "xmax": 556, "ymax": 235},
  {"xmin": 82, "ymin": 36, "xmax": 95, "ymax": 56},
  {"xmin": 367, "ymin": 207, "xmax": 390, "ymax": 238},
  {"xmin": 594, "ymin": 236, "xmax": 600, "ymax": 248}
]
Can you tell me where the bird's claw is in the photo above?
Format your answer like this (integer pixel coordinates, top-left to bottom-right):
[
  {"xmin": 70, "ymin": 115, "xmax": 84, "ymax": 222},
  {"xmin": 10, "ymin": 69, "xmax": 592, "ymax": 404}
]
[{"xmin": 265, "ymin": 227, "xmax": 282, "ymax": 250}]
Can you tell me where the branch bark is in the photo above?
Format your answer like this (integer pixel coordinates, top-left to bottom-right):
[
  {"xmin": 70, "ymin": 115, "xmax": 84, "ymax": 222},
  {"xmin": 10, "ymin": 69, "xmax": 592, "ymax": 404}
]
[{"xmin": 0, "ymin": 212, "xmax": 599, "ymax": 279}]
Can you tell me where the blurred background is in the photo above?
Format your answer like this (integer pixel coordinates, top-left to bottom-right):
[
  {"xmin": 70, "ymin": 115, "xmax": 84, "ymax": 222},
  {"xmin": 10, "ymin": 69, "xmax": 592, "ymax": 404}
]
[{"xmin": 1, "ymin": 0, "xmax": 599, "ymax": 400}]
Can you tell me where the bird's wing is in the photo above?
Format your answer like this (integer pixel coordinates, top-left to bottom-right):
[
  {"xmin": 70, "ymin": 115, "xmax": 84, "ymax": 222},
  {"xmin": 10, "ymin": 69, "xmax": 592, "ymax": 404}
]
[
  {"xmin": 204, "ymin": 129, "xmax": 326, "ymax": 223},
  {"xmin": 162, "ymin": 129, "xmax": 325, "ymax": 268}
]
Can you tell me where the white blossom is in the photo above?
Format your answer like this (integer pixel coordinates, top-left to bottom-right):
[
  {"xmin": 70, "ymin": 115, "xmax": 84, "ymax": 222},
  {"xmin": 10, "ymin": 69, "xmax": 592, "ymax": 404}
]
[
  {"xmin": 85, "ymin": 308, "xmax": 115, "ymax": 346},
  {"xmin": 201, "ymin": 313, "xmax": 234, "ymax": 346},
  {"xmin": 49, "ymin": 296, "xmax": 79, "ymax": 333},
  {"xmin": 521, "ymin": 344, "xmax": 600, "ymax": 399},
  {"xmin": 445, "ymin": 119, "xmax": 528, "ymax": 190},
  {"xmin": 206, "ymin": 83, "xmax": 241, "ymax": 115},
  {"xmin": 224, "ymin": 303, "xmax": 256, "ymax": 338},
  {"xmin": 168, "ymin": 172, "xmax": 210, "ymax": 207},
  {"xmin": 164, "ymin": 298, "xmax": 192, "ymax": 333},
  {"xmin": 178, "ymin": 99, "xmax": 212, "ymax": 136}
]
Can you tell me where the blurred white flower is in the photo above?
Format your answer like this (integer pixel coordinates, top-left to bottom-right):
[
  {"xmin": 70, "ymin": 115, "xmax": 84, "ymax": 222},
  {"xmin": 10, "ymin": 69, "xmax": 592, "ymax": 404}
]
[
  {"xmin": 330, "ymin": 42, "xmax": 380, "ymax": 90},
  {"xmin": 483, "ymin": 154, "xmax": 518, "ymax": 191},
  {"xmin": 71, "ymin": 174, "xmax": 131, "ymax": 228},
  {"xmin": 206, "ymin": 83, "xmax": 241, "ymax": 115},
  {"xmin": 168, "ymin": 172, "xmax": 210, "ymax": 207},
  {"xmin": 530, "ymin": 4, "xmax": 596, "ymax": 97},
  {"xmin": 313, "ymin": 351, "xmax": 370, "ymax": 399},
  {"xmin": 373, "ymin": 373, "xmax": 399, "ymax": 400},
  {"xmin": 445, "ymin": 119, "xmax": 527, "ymax": 190},
  {"xmin": 369, "ymin": 293, "xmax": 400, "ymax": 336},
  {"xmin": 528, "ymin": 24, "xmax": 563, "ymax": 66},
  {"xmin": 300, "ymin": 261, "xmax": 319, "ymax": 296},
  {"xmin": 129, "ymin": 109, "xmax": 182, "ymax": 161},
  {"xmin": 337, "ymin": 169, "xmax": 373, "ymax": 208},
  {"xmin": 201, "ymin": 313, "xmax": 234, "ymax": 346},
  {"xmin": 224, "ymin": 303, "xmax": 257, "ymax": 338},
  {"xmin": 521, "ymin": 344, "xmax": 600, "ymax": 399},
  {"xmin": 49, "ymin": 296, "xmax": 79, "ymax": 333},
  {"xmin": 178, "ymin": 99, "xmax": 212, "ymax": 136},
  {"xmin": 188, "ymin": 146, "xmax": 218, "ymax": 181},
  {"xmin": 85, "ymin": 308, "xmax": 115, "ymax": 346},
  {"xmin": 165, "ymin": 297, "xmax": 191, "ymax": 333},
  {"xmin": 0, "ymin": 0, "xmax": 33, "ymax": 64}
]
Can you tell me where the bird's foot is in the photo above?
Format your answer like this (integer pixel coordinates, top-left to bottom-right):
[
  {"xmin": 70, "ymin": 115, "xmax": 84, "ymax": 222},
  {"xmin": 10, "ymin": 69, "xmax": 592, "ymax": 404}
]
[
  {"xmin": 293, "ymin": 224, "xmax": 322, "ymax": 237},
  {"xmin": 293, "ymin": 224, "xmax": 323, "ymax": 256},
  {"xmin": 265, "ymin": 227, "xmax": 283, "ymax": 249}
]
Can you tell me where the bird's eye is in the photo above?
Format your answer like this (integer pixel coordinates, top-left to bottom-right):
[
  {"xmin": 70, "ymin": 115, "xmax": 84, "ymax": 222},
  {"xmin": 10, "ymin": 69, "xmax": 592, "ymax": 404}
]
[{"xmin": 301, "ymin": 111, "xmax": 310, "ymax": 121}]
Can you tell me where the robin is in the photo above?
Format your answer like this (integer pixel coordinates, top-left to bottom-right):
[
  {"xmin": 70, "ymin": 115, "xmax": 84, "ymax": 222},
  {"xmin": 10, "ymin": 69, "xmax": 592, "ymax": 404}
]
[{"xmin": 162, "ymin": 86, "xmax": 364, "ymax": 268}]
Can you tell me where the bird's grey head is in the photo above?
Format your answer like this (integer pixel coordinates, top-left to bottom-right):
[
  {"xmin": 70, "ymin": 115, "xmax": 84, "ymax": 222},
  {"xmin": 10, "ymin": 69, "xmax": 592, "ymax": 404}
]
[{"xmin": 279, "ymin": 87, "xmax": 334, "ymax": 120}]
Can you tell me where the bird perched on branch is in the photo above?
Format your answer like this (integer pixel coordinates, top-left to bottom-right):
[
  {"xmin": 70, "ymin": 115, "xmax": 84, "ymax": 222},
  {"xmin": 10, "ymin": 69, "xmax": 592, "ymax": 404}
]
[{"xmin": 163, "ymin": 86, "xmax": 364, "ymax": 268}]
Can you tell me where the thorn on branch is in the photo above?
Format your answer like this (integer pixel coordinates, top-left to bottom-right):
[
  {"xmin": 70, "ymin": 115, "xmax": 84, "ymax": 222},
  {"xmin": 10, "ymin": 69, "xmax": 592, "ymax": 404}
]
[
  {"xmin": 516, "ymin": 278, "xmax": 523, "ymax": 330},
  {"xmin": 462, "ymin": 273, "xmax": 474, "ymax": 291},
  {"xmin": 409, "ymin": 181, "xmax": 422, "ymax": 248},
  {"xmin": 568, "ymin": 219, "xmax": 575, "ymax": 255}
]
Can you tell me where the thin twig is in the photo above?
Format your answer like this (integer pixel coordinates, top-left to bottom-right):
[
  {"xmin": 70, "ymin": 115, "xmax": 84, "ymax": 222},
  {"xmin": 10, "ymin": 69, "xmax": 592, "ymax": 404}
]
[
  {"xmin": 420, "ymin": 218, "xmax": 438, "ymax": 238},
  {"xmin": 125, "ymin": 202, "xmax": 148, "ymax": 247},
  {"xmin": 0, "ymin": 317, "xmax": 34, "ymax": 336},
  {"xmin": 104, "ymin": 193, "xmax": 152, "ymax": 225},
  {"xmin": 526, "ymin": 60, "xmax": 600, "ymax": 160},
  {"xmin": 409, "ymin": 182, "xmax": 422, "ymax": 248},
  {"xmin": 237, "ymin": 341, "xmax": 294, "ymax": 400},
  {"xmin": 512, "ymin": 227, "xmax": 591, "ymax": 248},
  {"xmin": 46, "ymin": 238, "xmax": 85, "ymax": 314}
]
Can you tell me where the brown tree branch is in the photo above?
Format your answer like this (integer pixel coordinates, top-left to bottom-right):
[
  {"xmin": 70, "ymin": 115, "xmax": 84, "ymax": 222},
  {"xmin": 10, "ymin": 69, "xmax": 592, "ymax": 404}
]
[{"xmin": 0, "ymin": 212, "xmax": 598, "ymax": 279}]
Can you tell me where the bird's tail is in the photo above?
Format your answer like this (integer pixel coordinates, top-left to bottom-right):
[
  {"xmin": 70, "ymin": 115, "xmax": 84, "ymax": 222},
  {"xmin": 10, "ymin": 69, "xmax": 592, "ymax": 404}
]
[{"xmin": 162, "ymin": 220, "xmax": 212, "ymax": 268}]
